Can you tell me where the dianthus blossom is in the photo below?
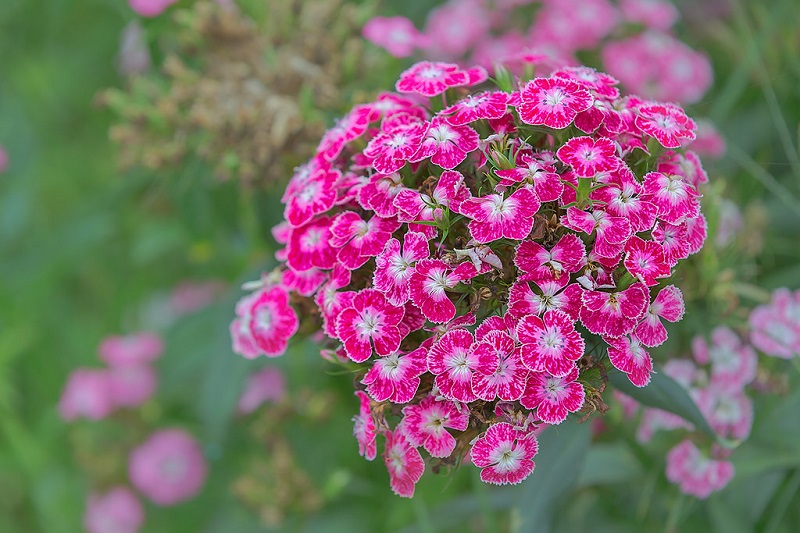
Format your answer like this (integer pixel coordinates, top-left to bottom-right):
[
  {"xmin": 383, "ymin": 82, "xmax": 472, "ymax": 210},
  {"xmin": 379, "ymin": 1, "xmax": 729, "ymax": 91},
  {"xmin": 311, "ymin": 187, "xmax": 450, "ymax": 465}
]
[
  {"xmin": 231, "ymin": 61, "xmax": 708, "ymax": 496},
  {"xmin": 84, "ymin": 487, "xmax": 144, "ymax": 533}
]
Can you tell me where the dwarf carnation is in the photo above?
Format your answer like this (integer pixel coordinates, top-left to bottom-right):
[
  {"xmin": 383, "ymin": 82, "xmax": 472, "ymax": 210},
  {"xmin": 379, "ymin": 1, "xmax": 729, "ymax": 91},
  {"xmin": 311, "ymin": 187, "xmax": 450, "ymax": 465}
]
[
  {"xmin": 84, "ymin": 487, "xmax": 144, "ymax": 533},
  {"xmin": 230, "ymin": 60, "xmax": 709, "ymax": 496}
]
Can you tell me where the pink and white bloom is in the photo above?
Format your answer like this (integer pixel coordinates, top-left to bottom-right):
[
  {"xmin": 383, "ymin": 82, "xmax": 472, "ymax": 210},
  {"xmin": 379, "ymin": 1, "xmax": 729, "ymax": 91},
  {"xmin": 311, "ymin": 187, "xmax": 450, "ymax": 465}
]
[
  {"xmin": 401, "ymin": 396, "xmax": 469, "ymax": 458},
  {"xmin": 748, "ymin": 288, "xmax": 800, "ymax": 359},
  {"xmin": 353, "ymin": 391, "xmax": 377, "ymax": 461},
  {"xmin": 619, "ymin": 0, "xmax": 679, "ymax": 30},
  {"xmin": 641, "ymin": 171, "xmax": 700, "ymax": 225},
  {"xmin": 128, "ymin": 429, "xmax": 207, "ymax": 506},
  {"xmin": 427, "ymin": 329, "xmax": 494, "ymax": 402},
  {"xmin": 394, "ymin": 170, "xmax": 469, "ymax": 231},
  {"xmin": 363, "ymin": 115, "xmax": 428, "ymax": 175},
  {"xmin": 520, "ymin": 366, "xmax": 585, "ymax": 424},
  {"xmin": 624, "ymin": 236, "xmax": 670, "ymax": 286},
  {"xmin": 651, "ymin": 220, "xmax": 691, "ymax": 266},
  {"xmin": 580, "ymin": 283, "xmax": 649, "ymax": 338},
  {"xmin": 635, "ymin": 103, "xmax": 696, "ymax": 148},
  {"xmin": 99, "ymin": 332, "xmax": 163, "ymax": 367},
  {"xmin": 238, "ymin": 367, "xmax": 286, "ymax": 414},
  {"xmin": 383, "ymin": 429, "xmax": 425, "ymax": 498},
  {"xmin": 410, "ymin": 116, "xmax": 480, "ymax": 170},
  {"xmin": 374, "ymin": 232, "xmax": 430, "ymax": 306},
  {"xmin": 282, "ymin": 267, "xmax": 327, "ymax": 297},
  {"xmin": 495, "ymin": 153, "xmax": 564, "ymax": 202},
  {"xmin": 471, "ymin": 331, "xmax": 529, "ymax": 402},
  {"xmin": 283, "ymin": 162, "xmax": 338, "ymax": 228},
  {"xmin": 233, "ymin": 285, "xmax": 299, "ymax": 358},
  {"xmin": 107, "ymin": 366, "xmax": 157, "ymax": 408},
  {"xmin": 396, "ymin": 61, "xmax": 480, "ymax": 97},
  {"xmin": 286, "ymin": 216, "xmax": 337, "ymax": 272},
  {"xmin": 408, "ymin": 260, "xmax": 476, "ymax": 323},
  {"xmin": 314, "ymin": 264, "xmax": 353, "ymax": 338},
  {"xmin": 635, "ymin": 285, "xmax": 684, "ymax": 347},
  {"xmin": 58, "ymin": 369, "xmax": 114, "ymax": 421},
  {"xmin": 362, "ymin": 347, "xmax": 428, "ymax": 404},
  {"xmin": 517, "ymin": 311, "xmax": 585, "ymax": 377},
  {"xmin": 515, "ymin": 233, "xmax": 585, "ymax": 285},
  {"xmin": 518, "ymin": 77, "xmax": 593, "ymax": 130},
  {"xmin": 461, "ymin": 187, "xmax": 540, "ymax": 243},
  {"xmin": 362, "ymin": 16, "xmax": 425, "ymax": 58},
  {"xmin": 693, "ymin": 327, "xmax": 758, "ymax": 391},
  {"xmin": 336, "ymin": 289, "xmax": 406, "ymax": 363},
  {"xmin": 508, "ymin": 280, "xmax": 583, "ymax": 321},
  {"xmin": 556, "ymin": 136, "xmax": 620, "ymax": 177},
  {"xmin": 470, "ymin": 423, "xmax": 538, "ymax": 485},
  {"xmin": 666, "ymin": 439, "xmax": 734, "ymax": 499},
  {"xmin": 84, "ymin": 487, "xmax": 144, "ymax": 533},
  {"xmin": 442, "ymin": 91, "xmax": 510, "ymax": 126},
  {"xmin": 329, "ymin": 212, "xmax": 401, "ymax": 270},
  {"xmin": 554, "ymin": 66, "xmax": 620, "ymax": 99},
  {"xmin": 562, "ymin": 206, "xmax": 632, "ymax": 258},
  {"xmin": 606, "ymin": 334, "xmax": 653, "ymax": 387},
  {"xmin": 128, "ymin": 0, "xmax": 176, "ymax": 17},
  {"xmin": 357, "ymin": 173, "xmax": 406, "ymax": 218},
  {"xmin": 591, "ymin": 166, "xmax": 658, "ymax": 232}
]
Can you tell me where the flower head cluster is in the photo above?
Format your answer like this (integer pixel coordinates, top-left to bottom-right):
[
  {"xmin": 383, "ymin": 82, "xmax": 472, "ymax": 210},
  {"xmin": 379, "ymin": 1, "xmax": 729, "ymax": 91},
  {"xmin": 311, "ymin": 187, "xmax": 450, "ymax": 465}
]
[
  {"xmin": 231, "ymin": 61, "xmax": 708, "ymax": 496},
  {"xmin": 59, "ymin": 332, "xmax": 163, "ymax": 420},
  {"xmin": 362, "ymin": 0, "xmax": 713, "ymax": 106}
]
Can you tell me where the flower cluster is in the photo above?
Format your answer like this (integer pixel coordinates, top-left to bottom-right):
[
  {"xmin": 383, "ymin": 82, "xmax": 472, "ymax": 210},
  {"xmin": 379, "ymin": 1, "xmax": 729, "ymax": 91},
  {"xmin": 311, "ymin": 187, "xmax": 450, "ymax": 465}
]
[
  {"xmin": 362, "ymin": 0, "xmax": 714, "ymax": 105},
  {"xmin": 59, "ymin": 332, "xmax": 163, "ymax": 420},
  {"xmin": 231, "ymin": 61, "xmax": 708, "ymax": 496}
]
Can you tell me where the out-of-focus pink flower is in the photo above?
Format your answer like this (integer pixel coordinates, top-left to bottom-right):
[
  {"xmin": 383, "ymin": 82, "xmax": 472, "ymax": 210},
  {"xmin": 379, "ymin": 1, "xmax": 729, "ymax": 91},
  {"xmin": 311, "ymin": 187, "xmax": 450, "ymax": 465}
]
[
  {"xmin": 58, "ymin": 369, "xmax": 114, "ymax": 421},
  {"xmin": 107, "ymin": 365, "xmax": 157, "ymax": 408},
  {"xmin": 666, "ymin": 439, "xmax": 734, "ymax": 498},
  {"xmin": 168, "ymin": 280, "xmax": 225, "ymax": 316},
  {"xmin": 0, "ymin": 145, "xmax": 8, "ymax": 173},
  {"xmin": 422, "ymin": 0, "xmax": 491, "ymax": 59},
  {"xmin": 238, "ymin": 366, "xmax": 287, "ymax": 414},
  {"xmin": 362, "ymin": 17, "xmax": 426, "ymax": 58},
  {"xmin": 691, "ymin": 119, "xmax": 727, "ymax": 158},
  {"xmin": 84, "ymin": 486, "xmax": 144, "ymax": 533},
  {"xmin": 618, "ymin": 0, "xmax": 679, "ymax": 30},
  {"xmin": 715, "ymin": 199, "xmax": 743, "ymax": 248},
  {"xmin": 749, "ymin": 288, "xmax": 800, "ymax": 359},
  {"xmin": 118, "ymin": 21, "xmax": 151, "ymax": 77},
  {"xmin": 128, "ymin": 429, "xmax": 207, "ymax": 506},
  {"xmin": 99, "ymin": 333, "xmax": 164, "ymax": 368},
  {"xmin": 128, "ymin": 0, "xmax": 176, "ymax": 18}
]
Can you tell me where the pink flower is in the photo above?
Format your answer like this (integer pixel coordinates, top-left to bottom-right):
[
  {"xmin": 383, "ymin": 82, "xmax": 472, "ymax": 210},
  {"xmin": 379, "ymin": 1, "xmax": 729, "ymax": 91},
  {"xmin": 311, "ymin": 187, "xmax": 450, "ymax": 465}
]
[
  {"xmin": 84, "ymin": 487, "xmax": 144, "ymax": 533},
  {"xmin": 282, "ymin": 161, "xmax": 338, "ymax": 228},
  {"xmin": 531, "ymin": 0, "xmax": 618, "ymax": 53},
  {"xmin": 362, "ymin": 347, "xmax": 428, "ymax": 404},
  {"xmin": 696, "ymin": 386, "xmax": 753, "ymax": 440},
  {"xmin": 619, "ymin": 0, "xmax": 679, "ymax": 30},
  {"xmin": 635, "ymin": 285, "xmax": 684, "ymax": 347},
  {"xmin": 556, "ymin": 136, "xmax": 620, "ymax": 177},
  {"xmin": 0, "ymin": 145, "xmax": 8, "ymax": 173},
  {"xmin": 427, "ymin": 329, "xmax": 493, "ymax": 402},
  {"xmin": 394, "ymin": 170, "xmax": 469, "ymax": 232},
  {"xmin": 635, "ymin": 103, "xmax": 697, "ymax": 148},
  {"xmin": 410, "ymin": 116, "xmax": 480, "ymax": 170},
  {"xmin": 282, "ymin": 267, "xmax": 327, "ymax": 297},
  {"xmin": 520, "ymin": 366, "xmax": 585, "ymax": 424},
  {"xmin": 590, "ymin": 166, "xmax": 658, "ymax": 232},
  {"xmin": 748, "ymin": 288, "xmax": 800, "ymax": 359},
  {"xmin": 517, "ymin": 311, "xmax": 585, "ymax": 377},
  {"xmin": 562, "ymin": 206, "xmax": 632, "ymax": 258},
  {"xmin": 623, "ymin": 236, "xmax": 670, "ymax": 286},
  {"xmin": 518, "ymin": 77, "xmax": 593, "ymax": 130},
  {"xmin": 401, "ymin": 396, "xmax": 469, "ymax": 458},
  {"xmin": 314, "ymin": 265, "xmax": 353, "ymax": 338},
  {"xmin": 316, "ymin": 106, "xmax": 372, "ymax": 162},
  {"xmin": 363, "ymin": 115, "xmax": 428, "ymax": 175},
  {"xmin": 641, "ymin": 171, "xmax": 700, "ymax": 225},
  {"xmin": 461, "ymin": 188, "xmax": 540, "ymax": 244},
  {"xmin": 353, "ymin": 391, "xmax": 377, "ymax": 461},
  {"xmin": 514, "ymin": 233, "xmax": 586, "ymax": 285},
  {"xmin": 128, "ymin": 0, "xmax": 176, "ymax": 18},
  {"xmin": 238, "ymin": 367, "xmax": 286, "ymax": 414},
  {"xmin": 495, "ymin": 153, "xmax": 564, "ymax": 202},
  {"xmin": 554, "ymin": 66, "xmax": 620, "ymax": 99},
  {"xmin": 606, "ymin": 334, "xmax": 653, "ymax": 387},
  {"xmin": 128, "ymin": 429, "xmax": 207, "ymax": 506},
  {"xmin": 357, "ymin": 172, "xmax": 406, "ymax": 218},
  {"xmin": 580, "ymin": 283, "xmax": 649, "ymax": 338},
  {"xmin": 107, "ymin": 366, "xmax": 157, "ymax": 408},
  {"xmin": 383, "ymin": 429, "xmax": 425, "ymax": 498},
  {"xmin": 508, "ymin": 280, "xmax": 583, "ymax": 321},
  {"xmin": 374, "ymin": 232, "xmax": 430, "ymax": 306},
  {"xmin": 694, "ymin": 327, "xmax": 758, "ymax": 391},
  {"xmin": 99, "ymin": 333, "xmax": 163, "ymax": 367},
  {"xmin": 666, "ymin": 439, "xmax": 734, "ymax": 499},
  {"xmin": 362, "ymin": 16, "xmax": 425, "ymax": 58},
  {"xmin": 396, "ymin": 62, "xmax": 482, "ymax": 98},
  {"xmin": 329, "ymin": 212, "xmax": 401, "ymax": 270},
  {"xmin": 336, "ymin": 289, "xmax": 406, "ymax": 363},
  {"xmin": 471, "ymin": 331, "xmax": 529, "ymax": 402},
  {"xmin": 442, "ymin": 91, "xmax": 510, "ymax": 126},
  {"xmin": 651, "ymin": 220, "xmax": 691, "ymax": 266},
  {"xmin": 231, "ymin": 285, "xmax": 299, "ymax": 358},
  {"xmin": 58, "ymin": 369, "xmax": 114, "ymax": 421},
  {"xmin": 470, "ymin": 423, "xmax": 538, "ymax": 485},
  {"xmin": 408, "ymin": 260, "xmax": 476, "ymax": 323},
  {"xmin": 422, "ymin": 0, "xmax": 490, "ymax": 58},
  {"xmin": 286, "ymin": 216, "xmax": 337, "ymax": 272}
]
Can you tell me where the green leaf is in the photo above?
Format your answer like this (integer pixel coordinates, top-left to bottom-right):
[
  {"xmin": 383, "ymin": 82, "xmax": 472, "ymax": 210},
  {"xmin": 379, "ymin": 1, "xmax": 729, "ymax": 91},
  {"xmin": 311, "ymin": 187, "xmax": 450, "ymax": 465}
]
[
  {"xmin": 514, "ymin": 421, "xmax": 591, "ymax": 533},
  {"xmin": 608, "ymin": 368, "xmax": 718, "ymax": 441}
]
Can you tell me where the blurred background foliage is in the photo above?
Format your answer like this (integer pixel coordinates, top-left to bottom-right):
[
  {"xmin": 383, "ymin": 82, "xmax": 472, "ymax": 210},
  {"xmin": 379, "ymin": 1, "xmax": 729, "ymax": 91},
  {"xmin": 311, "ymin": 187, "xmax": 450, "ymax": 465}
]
[{"xmin": 0, "ymin": 0, "xmax": 799, "ymax": 531}]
